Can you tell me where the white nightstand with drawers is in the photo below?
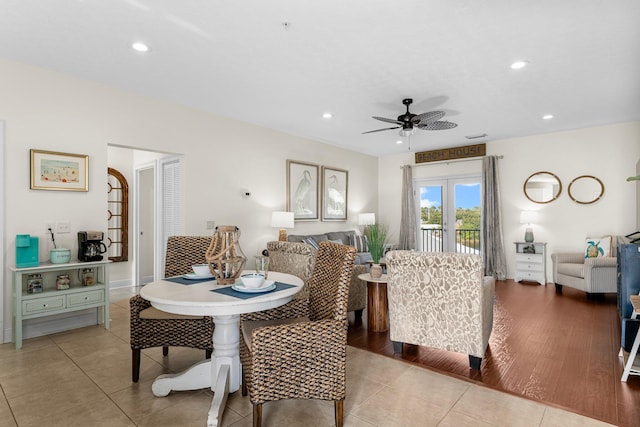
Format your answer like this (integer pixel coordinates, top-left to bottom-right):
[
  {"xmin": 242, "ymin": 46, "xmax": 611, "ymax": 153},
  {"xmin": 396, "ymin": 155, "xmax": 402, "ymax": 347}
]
[{"xmin": 514, "ymin": 241, "xmax": 547, "ymax": 285}]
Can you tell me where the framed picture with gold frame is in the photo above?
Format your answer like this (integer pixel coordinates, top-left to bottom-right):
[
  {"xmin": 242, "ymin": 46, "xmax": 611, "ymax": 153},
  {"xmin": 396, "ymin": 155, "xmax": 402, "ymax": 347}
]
[
  {"xmin": 286, "ymin": 160, "xmax": 319, "ymax": 221},
  {"xmin": 321, "ymin": 166, "xmax": 348, "ymax": 221},
  {"xmin": 30, "ymin": 149, "xmax": 89, "ymax": 191}
]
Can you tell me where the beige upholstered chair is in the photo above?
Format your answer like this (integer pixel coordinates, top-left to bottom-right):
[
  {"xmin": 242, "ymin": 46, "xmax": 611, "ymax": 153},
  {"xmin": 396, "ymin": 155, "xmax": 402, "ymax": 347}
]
[
  {"xmin": 265, "ymin": 241, "xmax": 315, "ymax": 299},
  {"xmin": 385, "ymin": 250, "xmax": 495, "ymax": 370},
  {"xmin": 348, "ymin": 264, "xmax": 367, "ymax": 320},
  {"xmin": 273, "ymin": 239, "xmax": 366, "ymax": 319},
  {"xmin": 129, "ymin": 236, "xmax": 214, "ymax": 382},
  {"xmin": 240, "ymin": 241, "xmax": 356, "ymax": 427},
  {"xmin": 551, "ymin": 253, "xmax": 617, "ymax": 296}
]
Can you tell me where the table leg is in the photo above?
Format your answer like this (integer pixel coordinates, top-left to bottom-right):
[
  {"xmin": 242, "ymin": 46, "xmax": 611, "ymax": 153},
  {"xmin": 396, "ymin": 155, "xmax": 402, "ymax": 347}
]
[{"xmin": 150, "ymin": 314, "xmax": 241, "ymax": 427}]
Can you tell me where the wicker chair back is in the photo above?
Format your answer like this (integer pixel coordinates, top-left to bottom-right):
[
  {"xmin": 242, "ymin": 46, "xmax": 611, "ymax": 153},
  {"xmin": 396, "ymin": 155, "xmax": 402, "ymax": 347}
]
[
  {"xmin": 308, "ymin": 241, "xmax": 356, "ymax": 322},
  {"xmin": 164, "ymin": 236, "xmax": 212, "ymax": 277}
]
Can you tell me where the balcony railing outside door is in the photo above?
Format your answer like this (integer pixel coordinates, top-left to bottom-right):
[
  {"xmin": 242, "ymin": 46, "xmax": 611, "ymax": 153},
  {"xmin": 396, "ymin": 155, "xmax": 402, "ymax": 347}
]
[{"xmin": 421, "ymin": 227, "xmax": 480, "ymax": 254}]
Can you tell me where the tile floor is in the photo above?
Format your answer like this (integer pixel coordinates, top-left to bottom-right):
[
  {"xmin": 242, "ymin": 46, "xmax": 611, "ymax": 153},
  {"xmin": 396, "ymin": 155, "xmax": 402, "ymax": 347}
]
[{"xmin": 0, "ymin": 287, "xmax": 615, "ymax": 427}]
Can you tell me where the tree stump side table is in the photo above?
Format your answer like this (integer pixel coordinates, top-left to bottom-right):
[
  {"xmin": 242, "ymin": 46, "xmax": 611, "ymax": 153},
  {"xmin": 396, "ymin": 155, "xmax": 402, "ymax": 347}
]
[{"xmin": 358, "ymin": 273, "xmax": 389, "ymax": 332}]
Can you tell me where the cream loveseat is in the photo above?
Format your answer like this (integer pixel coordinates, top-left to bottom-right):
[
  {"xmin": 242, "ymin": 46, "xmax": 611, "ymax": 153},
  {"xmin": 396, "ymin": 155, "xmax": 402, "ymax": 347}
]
[{"xmin": 385, "ymin": 250, "xmax": 495, "ymax": 370}]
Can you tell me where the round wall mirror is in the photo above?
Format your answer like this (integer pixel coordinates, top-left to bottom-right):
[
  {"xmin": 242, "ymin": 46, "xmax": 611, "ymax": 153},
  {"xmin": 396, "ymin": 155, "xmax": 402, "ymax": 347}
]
[
  {"xmin": 523, "ymin": 171, "xmax": 562, "ymax": 204},
  {"xmin": 568, "ymin": 175, "xmax": 604, "ymax": 204}
]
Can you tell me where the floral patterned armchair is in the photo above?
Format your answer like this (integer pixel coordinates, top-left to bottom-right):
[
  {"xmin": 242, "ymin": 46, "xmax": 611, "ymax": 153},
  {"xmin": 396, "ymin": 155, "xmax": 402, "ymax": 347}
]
[{"xmin": 385, "ymin": 250, "xmax": 495, "ymax": 370}]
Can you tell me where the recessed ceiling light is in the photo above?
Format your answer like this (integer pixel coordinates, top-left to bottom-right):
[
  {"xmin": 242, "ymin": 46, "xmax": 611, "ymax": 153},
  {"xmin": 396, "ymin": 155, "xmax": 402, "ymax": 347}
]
[
  {"xmin": 322, "ymin": 112, "xmax": 332, "ymax": 119},
  {"xmin": 396, "ymin": 140, "xmax": 403, "ymax": 145},
  {"xmin": 542, "ymin": 114, "xmax": 554, "ymax": 120},
  {"xmin": 131, "ymin": 42, "xmax": 151, "ymax": 53},
  {"xmin": 510, "ymin": 60, "xmax": 529, "ymax": 70}
]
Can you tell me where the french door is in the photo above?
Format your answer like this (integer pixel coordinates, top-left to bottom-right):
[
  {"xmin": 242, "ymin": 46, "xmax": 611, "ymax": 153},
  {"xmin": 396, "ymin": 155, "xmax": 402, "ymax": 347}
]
[{"xmin": 415, "ymin": 176, "xmax": 481, "ymax": 253}]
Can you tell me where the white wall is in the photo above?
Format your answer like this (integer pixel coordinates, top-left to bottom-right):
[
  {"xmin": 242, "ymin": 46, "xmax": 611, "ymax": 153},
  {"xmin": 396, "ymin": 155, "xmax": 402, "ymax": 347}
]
[
  {"xmin": 379, "ymin": 122, "xmax": 640, "ymax": 282},
  {"xmin": 0, "ymin": 59, "xmax": 378, "ymax": 342},
  {"xmin": 106, "ymin": 146, "xmax": 134, "ymax": 287}
]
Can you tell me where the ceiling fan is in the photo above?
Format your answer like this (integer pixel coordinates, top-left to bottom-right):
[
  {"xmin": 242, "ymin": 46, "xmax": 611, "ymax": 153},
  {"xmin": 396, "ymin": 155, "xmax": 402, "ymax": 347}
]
[{"xmin": 363, "ymin": 98, "xmax": 457, "ymax": 136}]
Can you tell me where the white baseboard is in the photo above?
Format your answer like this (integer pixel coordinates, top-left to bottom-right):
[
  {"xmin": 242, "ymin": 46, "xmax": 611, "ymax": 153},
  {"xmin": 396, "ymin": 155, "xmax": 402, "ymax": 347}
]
[{"xmin": 109, "ymin": 278, "xmax": 132, "ymax": 289}]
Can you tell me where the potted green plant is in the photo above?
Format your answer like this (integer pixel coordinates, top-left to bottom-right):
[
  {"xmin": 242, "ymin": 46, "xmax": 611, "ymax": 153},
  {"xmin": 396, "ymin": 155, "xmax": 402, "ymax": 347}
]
[{"xmin": 364, "ymin": 224, "xmax": 387, "ymax": 278}]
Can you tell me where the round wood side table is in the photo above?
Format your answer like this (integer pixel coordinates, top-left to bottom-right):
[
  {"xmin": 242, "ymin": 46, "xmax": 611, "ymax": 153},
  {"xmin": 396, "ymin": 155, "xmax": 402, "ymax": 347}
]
[{"xmin": 358, "ymin": 273, "xmax": 389, "ymax": 332}]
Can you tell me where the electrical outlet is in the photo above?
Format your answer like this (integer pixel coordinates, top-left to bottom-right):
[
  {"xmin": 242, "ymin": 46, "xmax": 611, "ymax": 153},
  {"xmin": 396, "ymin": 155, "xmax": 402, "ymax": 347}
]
[
  {"xmin": 46, "ymin": 222, "xmax": 56, "ymax": 233},
  {"xmin": 206, "ymin": 221, "xmax": 216, "ymax": 230},
  {"xmin": 57, "ymin": 221, "xmax": 71, "ymax": 233}
]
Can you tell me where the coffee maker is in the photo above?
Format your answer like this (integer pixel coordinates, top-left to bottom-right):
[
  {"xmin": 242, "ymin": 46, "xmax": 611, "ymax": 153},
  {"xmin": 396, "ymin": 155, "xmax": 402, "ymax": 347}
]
[{"xmin": 78, "ymin": 231, "xmax": 107, "ymax": 262}]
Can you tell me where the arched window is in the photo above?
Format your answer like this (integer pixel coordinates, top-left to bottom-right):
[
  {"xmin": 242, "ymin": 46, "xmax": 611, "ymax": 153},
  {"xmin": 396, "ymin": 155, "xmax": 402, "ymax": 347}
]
[{"xmin": 107, "ymin": 167, "xmax": 129, "ymax": 262}]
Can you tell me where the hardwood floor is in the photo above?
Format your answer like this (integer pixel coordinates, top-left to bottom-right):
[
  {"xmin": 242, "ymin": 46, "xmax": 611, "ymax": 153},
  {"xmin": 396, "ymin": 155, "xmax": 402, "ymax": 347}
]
[{"xmin": 347, "ymin": 279, "xmax": 640, "ymax": 426}]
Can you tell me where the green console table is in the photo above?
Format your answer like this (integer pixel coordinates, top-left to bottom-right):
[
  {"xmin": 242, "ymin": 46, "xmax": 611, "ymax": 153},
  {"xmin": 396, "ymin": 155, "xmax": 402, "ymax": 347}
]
[{"xmin": 10, "ymin": 260, "xmax": 110, "ymax": 349}]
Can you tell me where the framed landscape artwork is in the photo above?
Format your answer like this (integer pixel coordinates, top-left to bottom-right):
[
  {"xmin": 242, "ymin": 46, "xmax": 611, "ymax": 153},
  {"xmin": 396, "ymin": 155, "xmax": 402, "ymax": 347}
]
[
  {"xmin": 321, "ymin": 166, "xmax": 348, "ymax": 221},
  {"xmin": 30, "ymin": 149, "xmax": 89, "ymax": 191},
  {"xmin": 286, "ymin": 160, "xmax": 319, "ymax": 221}
]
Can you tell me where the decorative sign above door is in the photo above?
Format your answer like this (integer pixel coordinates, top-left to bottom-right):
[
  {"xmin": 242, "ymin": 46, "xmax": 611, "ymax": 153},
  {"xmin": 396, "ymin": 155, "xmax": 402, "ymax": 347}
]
[{"xmin": 415, "ymin": 143, "xmax": 486, "ymax": 164}]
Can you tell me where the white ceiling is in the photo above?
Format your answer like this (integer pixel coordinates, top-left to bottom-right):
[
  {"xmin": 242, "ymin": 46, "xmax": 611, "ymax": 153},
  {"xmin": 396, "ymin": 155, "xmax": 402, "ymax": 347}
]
[{"xmin": 1, "ymin": 0, "xmax": 639, "ymax": 157}]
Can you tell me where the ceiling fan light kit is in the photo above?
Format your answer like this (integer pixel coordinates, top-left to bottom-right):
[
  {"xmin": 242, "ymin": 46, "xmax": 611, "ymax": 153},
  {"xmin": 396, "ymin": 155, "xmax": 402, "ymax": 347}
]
[{"xmin": 363, "ymin": 98, "xmax": 457, "ymax": 136}]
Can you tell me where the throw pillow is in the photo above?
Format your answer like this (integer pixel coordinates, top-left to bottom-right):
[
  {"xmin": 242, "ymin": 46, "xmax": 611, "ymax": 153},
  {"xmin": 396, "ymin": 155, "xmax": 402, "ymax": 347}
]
[
  {"xmin": 584, "ymin": 236, "xmax": 611, "ymax": 258},
  {"xmin": 329, "ymin": 239, "xmax": 343, "ymax": 245},
  {"xmin": 350, "ymin": 234, "xmax": 369, "ymax": 252},
  {"xmin": 302, "ymin": 237, "xmax": 319, "ymax": 250}
]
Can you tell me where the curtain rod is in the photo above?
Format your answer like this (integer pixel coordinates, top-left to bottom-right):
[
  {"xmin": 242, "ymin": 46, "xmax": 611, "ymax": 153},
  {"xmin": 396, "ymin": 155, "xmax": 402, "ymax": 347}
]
[{"xmin": 401, "ymin": 154, "xmax": 504, "ymax": 168}]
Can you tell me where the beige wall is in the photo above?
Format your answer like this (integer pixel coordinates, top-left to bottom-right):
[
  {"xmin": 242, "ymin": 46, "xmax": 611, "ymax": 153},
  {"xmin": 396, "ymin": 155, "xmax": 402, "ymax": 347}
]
[
  {"xmin": 0, "ymin": 59, "xmax": 378, "ymax": 341},
  {"xmin": 2, "ymin": 56, "xmax": 638, "ymax": 342},
  {"xmin": 379, "ymin": 121, "xmax": 640, "ymax": 281}
]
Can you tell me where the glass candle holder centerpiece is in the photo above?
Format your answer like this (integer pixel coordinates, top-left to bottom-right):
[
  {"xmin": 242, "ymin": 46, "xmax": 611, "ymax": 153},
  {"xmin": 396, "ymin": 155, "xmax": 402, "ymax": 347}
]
[{"xmin": 206, "ymin": 225, "xmax": 247, "ymax": 285}]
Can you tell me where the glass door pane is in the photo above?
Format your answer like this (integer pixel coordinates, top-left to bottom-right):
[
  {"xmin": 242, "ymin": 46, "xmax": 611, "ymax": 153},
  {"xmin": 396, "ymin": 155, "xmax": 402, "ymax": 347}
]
[
  {"xmin": 416, "ymin": 176, "xmax": 481, "ymax": 253},
  {"xmin": 418, "ymin": 182, "xmax": 445, "ymax": 252},
  {"xmin": 453, "ymin": 182, "xmax": 481, "ymax": 254}
]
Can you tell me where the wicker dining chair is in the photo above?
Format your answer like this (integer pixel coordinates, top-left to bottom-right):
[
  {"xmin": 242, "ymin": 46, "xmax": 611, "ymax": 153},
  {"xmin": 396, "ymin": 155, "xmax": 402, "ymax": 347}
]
[
  {"xmin": 240, "ymin": 241, "xmax": 356, "ymax": 427},
  {"xmin": 129, "ymin": 235, "xmax": 214, "ymax": 382}
]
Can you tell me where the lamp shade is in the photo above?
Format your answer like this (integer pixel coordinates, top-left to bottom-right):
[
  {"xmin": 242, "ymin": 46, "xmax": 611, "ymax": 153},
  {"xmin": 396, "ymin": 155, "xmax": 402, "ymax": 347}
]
[
  {"xmin": 358, "ymin": 213, "xmax": 376, "ymax": 226},
  {"xmin": 520, "ymin": 210, "xmax": 538, "ymax": 225},
  {"xmin": 271, "ymin": 211, "xmax": 294, "ymax": 229}
]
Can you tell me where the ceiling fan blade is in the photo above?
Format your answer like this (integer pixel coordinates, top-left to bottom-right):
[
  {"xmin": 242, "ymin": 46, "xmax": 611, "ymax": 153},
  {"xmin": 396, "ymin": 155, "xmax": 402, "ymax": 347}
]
[
  {"xmin": 417, "ymin": 121, "xmax": 458, "ymax": 130},
  {"xmin": 362, "ymin": 126, "xmax": 401, "ymax": 134},
  {"xmin": 412, "ymin": 110, "xmax": 445, "ymax": 124},
  {"xmin": 372, "ymin": 116, "xmax": 402, "ymax": 125}
]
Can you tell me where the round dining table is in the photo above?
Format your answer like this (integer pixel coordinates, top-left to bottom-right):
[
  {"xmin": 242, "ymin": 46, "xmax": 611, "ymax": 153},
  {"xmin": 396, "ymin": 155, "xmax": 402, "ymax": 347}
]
[{"xmin": 140, "ymin": 270, "xmax": 303, "ymax": 427}]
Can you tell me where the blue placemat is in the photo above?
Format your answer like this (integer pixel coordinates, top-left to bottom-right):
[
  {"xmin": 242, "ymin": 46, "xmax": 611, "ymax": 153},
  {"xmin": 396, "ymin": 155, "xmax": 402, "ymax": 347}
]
[
  {"xmin": 211, "ymin": 282, "xmax": 296, "ymax": 299},
  {"xmin": 165, "ymin": 276, "xmax": 216, "ymax": 285}
]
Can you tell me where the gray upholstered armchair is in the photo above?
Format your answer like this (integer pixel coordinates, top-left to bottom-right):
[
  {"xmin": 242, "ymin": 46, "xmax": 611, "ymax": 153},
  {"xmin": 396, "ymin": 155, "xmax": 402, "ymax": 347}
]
[
  {"xmin": 551, "ymin": 252, "xmax": 617, "ymax": 295},
  {"xmin": 385, "ymin": 250, "xmax": 495, "ymax": 370},
  {"xmin": 267, "ymin": 240, "xmax": 366, "ymax": 320}
]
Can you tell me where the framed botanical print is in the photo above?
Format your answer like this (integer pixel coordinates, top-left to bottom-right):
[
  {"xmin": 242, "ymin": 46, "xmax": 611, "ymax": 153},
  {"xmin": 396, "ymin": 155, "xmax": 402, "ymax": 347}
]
[
  {"xmin": 30, "ymin": 149, "xmax": 89, "ymax": 191},
  {"xmin": 286, "ymin": 160, "xmax": 319, "ymax": 221},
  {"xmin": 321, "ymin": 166, "xmax": 348, "ymax": 221}
]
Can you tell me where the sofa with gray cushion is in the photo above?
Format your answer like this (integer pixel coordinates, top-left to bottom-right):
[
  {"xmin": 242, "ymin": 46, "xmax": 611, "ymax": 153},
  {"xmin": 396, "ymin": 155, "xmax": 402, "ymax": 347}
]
[{"xmin": 288, "ymin": 230, "xmax": 373, "ymax": 265}]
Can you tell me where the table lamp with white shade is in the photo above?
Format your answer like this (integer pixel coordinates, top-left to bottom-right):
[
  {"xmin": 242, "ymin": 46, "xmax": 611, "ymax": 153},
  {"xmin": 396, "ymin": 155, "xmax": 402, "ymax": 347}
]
[
  {"xmin": 520, "ymin": 210, "xmax": 539, "ymax": 243},
  {"xmin": 358, "ymin": 213, "xmax": 376, "ymax": 227},
  {"xmin": 271, "ymin": 211, "xmax": 294, "ymax": 242}
]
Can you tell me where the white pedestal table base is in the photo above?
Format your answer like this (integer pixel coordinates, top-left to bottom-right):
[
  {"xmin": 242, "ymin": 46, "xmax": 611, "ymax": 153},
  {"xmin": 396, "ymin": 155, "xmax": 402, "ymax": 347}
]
[{"xmin": 150, "ymin": 314, "xmax": 241, "ymax": 427}]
